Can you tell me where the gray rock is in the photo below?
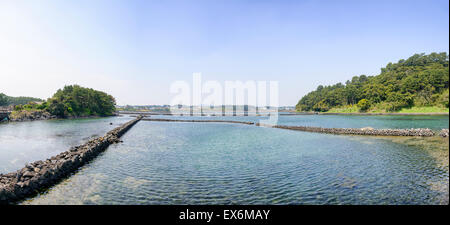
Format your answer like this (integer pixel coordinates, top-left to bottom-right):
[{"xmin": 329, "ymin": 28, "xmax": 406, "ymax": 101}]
[{"xmin": 22, "ymin": 171, "xmax": 34, "ymax": 178}]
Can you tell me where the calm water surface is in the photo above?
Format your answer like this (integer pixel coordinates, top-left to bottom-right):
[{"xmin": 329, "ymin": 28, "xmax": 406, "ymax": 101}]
[
  {"xmin": 0, "ymin": 116, "xmax": 132, "ymax": 173},
  {"xmin": 1, "ymin": 115, "xmax": 448, "ymax": 204},
  {"xmin": 152, "ymin": 114, "xmax": 449, "ymax": 130},
  {"xmin": 3, "ymin": 115, "xmax": 444, "ymax": 205}
]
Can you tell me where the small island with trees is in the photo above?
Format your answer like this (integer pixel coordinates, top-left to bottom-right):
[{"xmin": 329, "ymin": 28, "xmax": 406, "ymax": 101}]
[
  {"xmin": 296, "ymin": 52, "xmax": 449, "ymax": 114},
  {"xmin": 1, "ymin": 85, "xmax": 116, "ymax": 122}
]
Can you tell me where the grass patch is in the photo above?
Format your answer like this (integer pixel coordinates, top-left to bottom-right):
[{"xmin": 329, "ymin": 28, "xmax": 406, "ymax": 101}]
[
  {"xmin": 325, "ymin": 105, "xmax": 449, "ymax": 114},
  {"xmin": 326, "ymin": 105, "xmax": 359, "ymax": 113},
  {"xmin": 397, "ymin": 106, "xmax": 449, "ymax": 113}
]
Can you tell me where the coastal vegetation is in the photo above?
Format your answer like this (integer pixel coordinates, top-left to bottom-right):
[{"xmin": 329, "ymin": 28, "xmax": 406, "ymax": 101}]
[
  {"xmin": 45, "ymin": 85, "xmax": 116, "ymax": 117},
  {"xmin": 296, "ymin": 52, "xmax": 449, "ymax": 113},
  {"xmin": 5, "ymin": 85, "xmax": 116, "ymax": 120},
  {"xmin": 0, "ymin": 93, "xmax": 43, "ymax": 106}
]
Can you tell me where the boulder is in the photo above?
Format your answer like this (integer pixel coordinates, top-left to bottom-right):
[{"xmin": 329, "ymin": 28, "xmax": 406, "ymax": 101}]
[{"xmin": 22, "ymin": 171, "xmax": 34, "ymax": 178}]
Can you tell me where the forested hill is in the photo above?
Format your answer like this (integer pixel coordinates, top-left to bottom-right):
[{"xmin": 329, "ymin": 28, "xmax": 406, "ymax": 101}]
[
  {"xmin": 296, "ymin": 52, "xmax": 449, "ymax": 112},
  {"xmin": 0, "ymin": 94, "xmax": 43, "ymax": 106},
  {"xmin": 45, "ymin": 85, "xmax": 116, "ymax": 117},
  {"xmin": 6, "ymin": 85, "xmax": 116, "ymax": 119}
]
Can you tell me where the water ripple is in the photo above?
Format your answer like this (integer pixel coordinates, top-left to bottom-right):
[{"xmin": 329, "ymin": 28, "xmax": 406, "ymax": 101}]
[{"xmin": 22, "ymin": 120, "xmax": 449, "ymax": 205}]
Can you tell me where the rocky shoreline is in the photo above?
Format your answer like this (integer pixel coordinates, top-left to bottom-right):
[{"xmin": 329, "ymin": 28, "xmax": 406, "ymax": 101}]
[
  {"xmin": 7, "ymin": 110, "xmax": 56, "ymax": 122},
  {"xmin": 0, "ymin": 116, "xmax": 142, "ymax": 204},
  {"xmin": 3, "ymin": 110, "xmax": 119, "ymax": 123}
]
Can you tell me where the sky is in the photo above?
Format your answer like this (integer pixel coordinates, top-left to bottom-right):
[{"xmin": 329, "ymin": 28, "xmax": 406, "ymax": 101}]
[{"xmin": 0, "ymin": 0, "xmax": 448, "ymax": 106}]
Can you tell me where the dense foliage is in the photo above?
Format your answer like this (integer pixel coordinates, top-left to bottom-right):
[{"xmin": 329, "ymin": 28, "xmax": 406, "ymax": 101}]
[
  {"xmin": 0, "ymin": 93, "xmax": 7, "ymax": 106},
  {"xmin": 6, "ymin": 85, "xmax": 116, "ymax": 118},
  {"xmin": 296, "ymin": 52, "xmax": 449, "ymax": 112},
  {"xmin": 46, "ymin": 85, "xmax": 116, "ymax": 117},
  {"xmin": 0, "ymin": 93, "xmax": 43, "ymax": 106}
]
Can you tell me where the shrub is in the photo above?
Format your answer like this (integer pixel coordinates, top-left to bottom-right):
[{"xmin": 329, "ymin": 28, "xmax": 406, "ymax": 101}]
[
  {"xmin": 439, "ymin": 89, "xmax": 449, "ymax": 108},
  {"xmin": 14, "ymin": 105, "xmax": 23, "ymax": 111},
  {"xmin": 357, "ymin": 99, "xmax": 371, "ymax": 112},
  {"xmin": 312, "ymin": 100, "xmax": 330, "ymax": 112}
]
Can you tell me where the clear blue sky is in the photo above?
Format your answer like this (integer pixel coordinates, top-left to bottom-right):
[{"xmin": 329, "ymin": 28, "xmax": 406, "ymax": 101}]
[{"xmin": 0, "ymin": 0, "xmax": 448, "ymax": 106}]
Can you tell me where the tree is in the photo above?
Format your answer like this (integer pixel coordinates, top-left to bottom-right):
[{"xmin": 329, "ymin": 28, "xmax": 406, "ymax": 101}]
[
  {"xmin": 439, "ymin": 89, "xmax": 449, "ymax": 108},
  {"xmin": 313, "ymin": 100, "xmax": 329, "ymax": 112},
  {"xmin": 0, "ymin": 93, "xmax": 8, "ymax": 106},
  {"xmin": 357, "ymin": 99, "xmax": 371, "ymax": 112},
  {"xmin": 46, "ymin": 85, "xmax": 116, "ymax": 118}
]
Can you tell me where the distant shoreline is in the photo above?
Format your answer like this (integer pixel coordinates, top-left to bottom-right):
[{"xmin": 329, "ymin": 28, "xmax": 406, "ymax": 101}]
[
  {"xmin": 285, "ymin": 110, "xmax": 449, "ymax": 116},
  {"xmin": 1, "ymin": 114, "xmax": 117, "ymax": 124},
  {"xmin": 317, "ymin": 112, "xmax": 449, "ymax": 116},
  {"xmin": 118, "ymin": 111, "xmax": 449, "ymax": 116}
]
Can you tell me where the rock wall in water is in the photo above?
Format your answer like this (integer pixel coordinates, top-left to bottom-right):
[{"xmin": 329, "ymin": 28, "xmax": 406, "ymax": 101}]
[
  {"xmin": 264, "ymin": 124, "xmax": 437, "ymax": 137},
  {"xmin": 143, "ymin": 118, "xmax": 441, "ymax": 137},
  {"xmin": 0, "ymin": 116, "xmax": 142, "ymax": 204},
  {"xmin": 439, "ymin": 129, "xmax": 449, "ymax": 137}
]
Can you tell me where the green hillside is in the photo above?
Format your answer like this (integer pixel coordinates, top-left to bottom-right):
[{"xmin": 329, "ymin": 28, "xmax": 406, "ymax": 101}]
[
  {"xmin": 0, "ymin": 93, "xmax": 43, "ymax": 106},
  {"xmin": 296, "ymin": 52, "xmax": 449, "ymax": 113},
  {"xmin": 5, "ymin": 85, "xmax": 116, "ymax": 119}
]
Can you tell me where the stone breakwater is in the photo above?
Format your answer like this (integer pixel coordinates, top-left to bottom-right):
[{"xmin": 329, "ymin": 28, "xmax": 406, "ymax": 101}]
[
  {"xmin": 142, "ymin": 118, "xmax": 255, "ymax": 125},
  {"xmin": 259, "ymin": 124, "xmax": 437, "ymax": 137},
  {"xmin": 0, "ymin": 116, "xmax": 142, "ymax": 204},
  {"xmin": 143, "ymin": 118, "xmax": 444, "ymax": 137},
  {"xmin": 439, "ymin": 129, "xmax": 449, "ymax": 137}
]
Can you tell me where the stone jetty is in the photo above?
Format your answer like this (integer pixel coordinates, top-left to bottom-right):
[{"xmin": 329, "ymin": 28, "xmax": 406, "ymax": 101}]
[
  {"xmin": 142, "ymin": 118, "xmax": 255, "ymax": 125},
  {"xmin": 143, "ymin": 118, "xmax": 441, "ymax": 137},
  {"xmin": 261, "ymin": 124, "xmax": 437, "ymax": 137},
  {"xmin": 439, "ymin": 129, "xmax": 449, "ymax": 137},
  {"xmin": 0, "ymin": 116, "xmax": 142, "ymax": 204}
]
